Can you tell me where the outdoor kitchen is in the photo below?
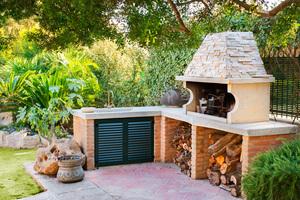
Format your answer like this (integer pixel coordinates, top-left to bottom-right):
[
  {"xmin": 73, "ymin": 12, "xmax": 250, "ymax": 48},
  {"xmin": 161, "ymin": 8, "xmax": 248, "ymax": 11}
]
[{"xmin": 72, "ymin": 32, "xmax": 298, "ymax": 198}]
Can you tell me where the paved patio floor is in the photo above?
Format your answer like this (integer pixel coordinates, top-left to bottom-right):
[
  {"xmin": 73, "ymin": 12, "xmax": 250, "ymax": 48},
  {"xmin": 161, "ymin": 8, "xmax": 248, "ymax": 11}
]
[{"xmin": 23, "ymin": 162, "xmax": 239, "ymax": 200}]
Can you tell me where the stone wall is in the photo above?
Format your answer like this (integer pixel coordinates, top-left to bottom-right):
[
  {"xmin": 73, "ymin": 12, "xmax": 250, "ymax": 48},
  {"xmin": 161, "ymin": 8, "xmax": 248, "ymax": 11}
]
[{"xmin": 0, "ymin": 129, "xmax": 43, "ymax": 149}]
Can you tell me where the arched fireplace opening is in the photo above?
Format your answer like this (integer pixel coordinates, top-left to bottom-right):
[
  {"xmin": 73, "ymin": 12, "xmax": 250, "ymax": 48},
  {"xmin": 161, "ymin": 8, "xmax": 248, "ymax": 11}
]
[{"xmin": 185, "ymin": 82, "xmax": 236, "ymax": 119}]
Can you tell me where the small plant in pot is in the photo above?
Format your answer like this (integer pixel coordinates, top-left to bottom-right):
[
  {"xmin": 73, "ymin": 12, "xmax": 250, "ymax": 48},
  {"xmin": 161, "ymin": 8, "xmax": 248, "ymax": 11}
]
[{"xmin": 57, "ymin": 155, "xmax": 85, "ymax": 183}]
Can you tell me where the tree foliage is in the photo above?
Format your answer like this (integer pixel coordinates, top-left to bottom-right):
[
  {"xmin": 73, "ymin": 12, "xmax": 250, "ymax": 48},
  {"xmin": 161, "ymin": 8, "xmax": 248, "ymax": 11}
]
[{"xmin": 0, "ymin": 0, "xmax": 298, "ymax": 50}]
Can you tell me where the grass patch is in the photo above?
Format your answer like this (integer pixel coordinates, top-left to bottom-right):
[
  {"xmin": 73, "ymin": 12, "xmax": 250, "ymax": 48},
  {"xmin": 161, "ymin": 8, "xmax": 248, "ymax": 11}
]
[{"xmin": 0, "ymin": 148, "xmax": 43, "ymax": 200}]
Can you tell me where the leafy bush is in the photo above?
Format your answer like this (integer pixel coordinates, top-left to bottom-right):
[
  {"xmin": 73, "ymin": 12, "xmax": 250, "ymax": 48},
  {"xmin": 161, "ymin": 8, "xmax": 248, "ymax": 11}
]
[
  {"xmin": 3, "ymin": 48, "xmax": 100, "ymax": 106},
  {"xmin": 0, "ymin": 71, "xmax": 32, "ymax": 112},
  {"xmin": 86, "ymin": 39, "xmax": 148, "ymax": 107},
  {"xmin": 144, "ymin": 46, "xmax": 195, "ymax": 105},
  {"xmin": 17, "ymin": 71, "xmax": 84, "ymax": 138},
  {"xmin": 242, "ymin": 139, "xmax": 300, "ymax": 200}
]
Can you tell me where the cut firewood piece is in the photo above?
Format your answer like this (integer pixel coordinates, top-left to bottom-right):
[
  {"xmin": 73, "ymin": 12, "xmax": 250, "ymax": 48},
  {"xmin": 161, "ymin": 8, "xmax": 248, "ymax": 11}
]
[
  {"xmin": 220, "ymin": 163, "xmax": 229, "ymax": 175},
  {"xmin": 208, "ymin": 132, "xmax": 226, "ymax": 145},
  {"xmin": 220, "ymin": 158, "xmax": 240, "ymax": 174},
  {"xmin": 215, "ymin": 155, "xmax": 225, "ymax": 166},
  {"xmin": 226, "ymin": 144, "xmax": 242, "ymax": 157},
  {"xmin": 211, "ymin": 164, "xmax": 220, "ymax": 171},
  {"xmin": 230, "ymin": 186, "xmax": 241, "ymax": 197},
  {"xmin": 206, "ymin": 168, "xmax": 212, "ymax": 178},
  {"xmin": 208, "ymin": 171, "xmax": 221, "ymax": 186},
  {"xmin": 220, "ymin": 175, "xmax": 228, "ymax": 185},
  {"xmin": 219, "ymin": 184, "xmax": 235, "ymax": 192},
  {"xmin": 187, "ymin": 170, "xmax": 191, "ymax": 177},
  {"xmin": 209, "ymin": 156, "xmax": 216, "ymax": 167},
  {"xmin": 230, "ymin": 172, "xmax": 241, "ymax": 186},
  {"xmin": 211, "ymin": 135, "xmax": 242, "ymax": 157},
  {"xmin": 225, "ymin": 155, "xmax": 240, "ymax": 164},
  {"xmin": 208, "ymin": 133, "xmax": 235, "ymax": 155}
]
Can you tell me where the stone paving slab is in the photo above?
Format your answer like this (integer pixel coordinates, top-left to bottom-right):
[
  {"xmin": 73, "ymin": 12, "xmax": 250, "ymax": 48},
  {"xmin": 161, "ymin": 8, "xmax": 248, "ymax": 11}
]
[
  {"xmin": 23, "ymin": 162, "xmax": 239, "ymax": 200},
  {"xmin": 22, "ymin": 163, "xmax": 115, "ymax": 200}
]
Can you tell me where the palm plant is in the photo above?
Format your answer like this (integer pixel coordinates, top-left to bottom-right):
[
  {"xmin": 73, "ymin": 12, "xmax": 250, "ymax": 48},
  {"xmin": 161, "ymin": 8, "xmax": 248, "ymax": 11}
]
[{"xmin": 0, "ymin": 71, "xmax": 32, "ymax": 112}]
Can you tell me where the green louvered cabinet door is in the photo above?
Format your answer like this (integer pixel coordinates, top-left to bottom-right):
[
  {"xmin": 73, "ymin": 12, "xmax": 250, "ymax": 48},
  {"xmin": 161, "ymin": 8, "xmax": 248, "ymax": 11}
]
[{"xmin": 95, "ymin": 117, "xmax": 154, "ymax": 167}]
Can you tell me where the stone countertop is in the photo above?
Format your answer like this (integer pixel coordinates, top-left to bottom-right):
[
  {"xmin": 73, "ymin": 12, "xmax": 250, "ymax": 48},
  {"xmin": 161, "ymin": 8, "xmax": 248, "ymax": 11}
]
[{"xmin": 72, "ymin": 106, "xmax": 298, "ymax": 136}]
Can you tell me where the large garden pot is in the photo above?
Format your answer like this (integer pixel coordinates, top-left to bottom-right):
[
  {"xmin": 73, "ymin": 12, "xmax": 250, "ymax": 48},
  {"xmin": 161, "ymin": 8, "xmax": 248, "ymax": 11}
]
[
  {"xmin": 57, "ymin": 155, "xmax": 84, "ymax": 183},
  {"xmin": 160, "ymin": 89, "xmax": 189, "ymax": 107}
]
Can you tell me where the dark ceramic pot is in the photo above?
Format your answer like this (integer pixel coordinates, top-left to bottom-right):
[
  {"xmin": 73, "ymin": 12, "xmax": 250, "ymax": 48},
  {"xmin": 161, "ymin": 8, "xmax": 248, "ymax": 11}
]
[
  {"xmin": 57, "ymin": 155, "xmax": 84, "ymax": 183},
  {"xmin": 160, "ymin": 89, "xmax": 189, "ymax": 107}
]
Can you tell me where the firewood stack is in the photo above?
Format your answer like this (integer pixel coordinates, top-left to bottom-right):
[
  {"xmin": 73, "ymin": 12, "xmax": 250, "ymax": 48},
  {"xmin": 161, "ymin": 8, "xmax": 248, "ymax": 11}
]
[
  {"xmin": 171, "ymin": 123, "xmax": 192, "ymax": 177},
  {"xmin": 206, "ymin": 132, "xmax": 242, "ymax": 197}
]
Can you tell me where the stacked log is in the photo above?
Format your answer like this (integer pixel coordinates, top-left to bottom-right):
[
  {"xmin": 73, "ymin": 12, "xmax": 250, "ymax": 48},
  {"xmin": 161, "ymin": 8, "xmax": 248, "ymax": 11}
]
[
  {"xmin": 171, "ymin": 123, "xmax": 192, "ymax": 177},
  {"xmin": 206, "ymin": 133, "xmax": 242, "ymax": 197}
]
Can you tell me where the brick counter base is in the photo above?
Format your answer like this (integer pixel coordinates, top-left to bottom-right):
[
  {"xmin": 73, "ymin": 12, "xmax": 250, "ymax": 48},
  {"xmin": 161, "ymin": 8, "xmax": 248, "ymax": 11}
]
[
  {"xmin": 73, "ymin": 116, "xmax": 95, "ymax": 170},
  {"xmin": 73, "ymin": 115, "xmax": 296, "ymax": 176},
  {"xmin": 241, "ymin": 134, "xmax": 295, "ymax": 174}
]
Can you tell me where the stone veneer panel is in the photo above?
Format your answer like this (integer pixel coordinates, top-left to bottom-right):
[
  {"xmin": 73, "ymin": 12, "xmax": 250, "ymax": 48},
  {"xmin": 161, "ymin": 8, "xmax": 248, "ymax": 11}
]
[
  {"xmin": 241, "ymin": 134, "xmax": 296, "ymax": 174},
  {"xmin": 73, "ymin": 116, "xmax": 95, "ymax": 170},
  {"xmin": 184, "ymin": 32, "xmax": 266, "ymax": 78},
  {"xmin": 160, "ymin": 117, "xmax": 182, "ymax": 162},
  {"xmin": 191, "ymin": 126, "xmax": 211, "ymax": 179}
]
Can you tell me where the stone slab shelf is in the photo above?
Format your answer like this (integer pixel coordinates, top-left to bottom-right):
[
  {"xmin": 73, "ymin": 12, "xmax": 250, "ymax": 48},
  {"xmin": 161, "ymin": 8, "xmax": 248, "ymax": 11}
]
[{"xmin": 72, "ymin": 106, "xmax": 297, "ymax": 137}]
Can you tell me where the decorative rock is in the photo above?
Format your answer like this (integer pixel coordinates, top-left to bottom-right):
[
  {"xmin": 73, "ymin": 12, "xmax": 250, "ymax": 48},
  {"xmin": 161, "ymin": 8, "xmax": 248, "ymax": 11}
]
[
  {"xmin": 0, "ymin": 112, "xmax": 13, "ymax": 126},
  {"xmin": 0, "ymin": 131, "xmax": 9, "ymax": 146},
  {"xmin": 34, "ymin": 138, "xmax": 85, "ymax": 176}
]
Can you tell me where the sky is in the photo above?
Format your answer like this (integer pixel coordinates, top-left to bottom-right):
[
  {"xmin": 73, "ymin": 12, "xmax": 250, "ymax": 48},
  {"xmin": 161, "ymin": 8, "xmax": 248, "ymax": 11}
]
[{"xmin": 264, "ymin": 0, "xmax": 283, "ymax": 10}]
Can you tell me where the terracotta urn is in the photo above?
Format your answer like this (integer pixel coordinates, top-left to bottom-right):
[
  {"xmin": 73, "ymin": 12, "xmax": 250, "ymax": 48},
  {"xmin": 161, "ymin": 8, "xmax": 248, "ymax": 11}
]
[{"xmin": 57, "ymin": 155, "xmax": 84, "ymax": 183}]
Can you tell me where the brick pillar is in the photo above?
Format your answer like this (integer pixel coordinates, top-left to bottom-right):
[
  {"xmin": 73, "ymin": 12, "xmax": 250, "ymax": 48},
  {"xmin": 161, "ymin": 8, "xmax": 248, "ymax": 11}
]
[
  {"xmin": 160, "ymin": 117, "xmax": 181, "ymax": 162},
  {"xmin": 73, "ymin": 116, "xmax": 95, "ymax": 170},
  {"xmin": 154, "ymin": 116, "xmax": 162, "ymax": 162},
  {"xmin": 241, "ymin": 134, "xmax": 295, "ymax": 174},
  {"xmin": 191, "ymin": 126, "xmax": 211, "ymax": 179}
]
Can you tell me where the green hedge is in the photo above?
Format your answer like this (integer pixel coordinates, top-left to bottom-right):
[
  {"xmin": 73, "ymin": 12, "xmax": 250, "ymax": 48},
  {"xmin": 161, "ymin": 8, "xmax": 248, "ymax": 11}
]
[{"xmin": 242, "ymin": 138, "xmax": 300, "ymax": 200}]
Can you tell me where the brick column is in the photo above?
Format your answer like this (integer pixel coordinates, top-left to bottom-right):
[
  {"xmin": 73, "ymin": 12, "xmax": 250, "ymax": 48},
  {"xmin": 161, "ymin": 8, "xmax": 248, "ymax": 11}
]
[
  {"xmin": 160, "ymin": 117, "xmax": 181, "ymax": 162},
  {"xmin": 191, "ymin": 126, "xmax": 211, "ymax": 179},
  {"xmin": 73, "ymin": 116, "xmax": 95, "ymax": 170},
  {"xmin": 241, "ymin": 134, "xmax": 295, "ymax": 174},
  {"xmin": 154, "ymin": 116, "xmax": 162, "ymax": 162}
]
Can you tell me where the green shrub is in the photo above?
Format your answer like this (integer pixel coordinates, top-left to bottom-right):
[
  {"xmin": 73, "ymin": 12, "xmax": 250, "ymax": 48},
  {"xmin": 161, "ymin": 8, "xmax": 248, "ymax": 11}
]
[
  {"xmin": 0, "ymin": 71, "xmax": 32, "ymax": 112},
  {"xmin": 4, "ymin": 48, "xmax": 100, "ymax": 106},
  {"xmin": 17, "ymin": 71, "xmax": 84, "ymax": 139},
  {"xmin": 144, "ymin": 46, "xmax": 195, "ymax": 105},
  {"xmin": 242, "ymin": 138, "xmax": 300, "ymax": 200},
  {"xmin": 86, "ymin": 39, "xmax": 148, "ymax": 107}
]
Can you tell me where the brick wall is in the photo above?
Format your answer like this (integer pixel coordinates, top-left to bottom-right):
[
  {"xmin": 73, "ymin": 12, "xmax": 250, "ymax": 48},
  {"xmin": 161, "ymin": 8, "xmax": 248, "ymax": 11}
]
[
  {"xmin": 241, "ymin": 134, "xmax": 295, "ymax": 174},
  {"xmin": 160, "ymin": 117, "xmax": 182, "ymax": 162},
  {"xmin": 73, "ymin": 116, "xmax": 95, "ymax": 170},
  {"xmin": 154, "ymin": 116, "xmax": 162, "ymax": 162},
  {"xmin": 191, "ymin": 126, "xmax": 212, "ymax": 179}
]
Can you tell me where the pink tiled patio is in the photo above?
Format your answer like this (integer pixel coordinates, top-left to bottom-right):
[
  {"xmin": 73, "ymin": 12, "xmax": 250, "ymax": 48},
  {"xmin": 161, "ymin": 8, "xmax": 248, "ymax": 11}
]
[{"xmin": 85, "ymin": 163, "xmax": 237, "ymax": 200}]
